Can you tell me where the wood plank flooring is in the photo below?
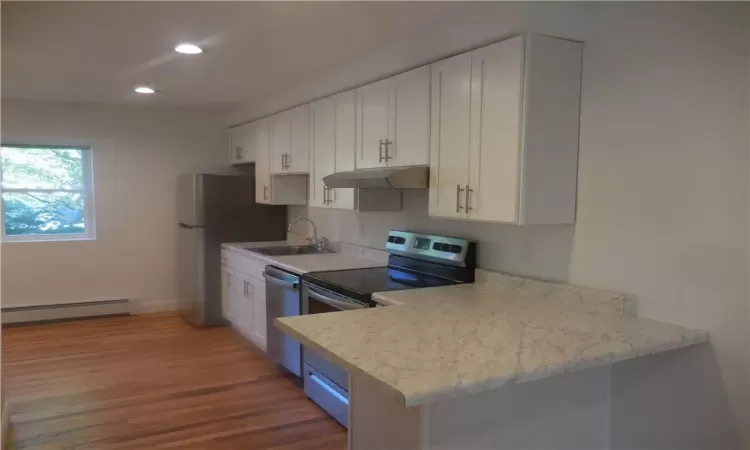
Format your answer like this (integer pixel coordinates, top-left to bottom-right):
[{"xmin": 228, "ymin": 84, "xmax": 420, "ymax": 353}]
[{"xmin": 2, "ymin": 313, "xmax": 347, "ymax": 450}]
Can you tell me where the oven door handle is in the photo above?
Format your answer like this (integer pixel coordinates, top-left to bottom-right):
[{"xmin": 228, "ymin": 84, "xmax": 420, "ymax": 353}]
[{"xmin": 307, "ymin": 289, "xmax": 366, "ymax": 311}]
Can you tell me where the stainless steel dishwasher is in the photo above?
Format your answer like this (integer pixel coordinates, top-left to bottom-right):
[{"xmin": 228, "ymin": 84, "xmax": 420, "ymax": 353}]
[{"xmin": 264, "ymin": 265, "xmax": 302, "ymax": 377}]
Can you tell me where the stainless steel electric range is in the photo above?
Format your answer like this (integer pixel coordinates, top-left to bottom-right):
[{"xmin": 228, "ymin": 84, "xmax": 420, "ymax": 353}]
[{"xmin": 300, "ymin": 230, "xmax": 477, "ymax": 428}]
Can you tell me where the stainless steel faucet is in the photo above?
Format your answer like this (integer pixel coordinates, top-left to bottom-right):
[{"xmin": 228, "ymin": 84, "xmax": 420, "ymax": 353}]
[{"xmin": 287, "ymin": 216, "xmax": 329, "ymax": 251}]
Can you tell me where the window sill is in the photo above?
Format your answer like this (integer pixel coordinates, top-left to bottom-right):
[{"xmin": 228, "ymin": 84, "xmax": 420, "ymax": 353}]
[{"xmin": 1, "ymin": 235, "xmax": 97, "ymax": 244}]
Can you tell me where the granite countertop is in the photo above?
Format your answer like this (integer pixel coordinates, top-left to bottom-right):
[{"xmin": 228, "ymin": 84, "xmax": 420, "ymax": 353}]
[
  {"xmin": 222, "ymin": 240, "xmax": 388, "ymax": 274},
  {"xmin": 276, "ymin": 277, "xmax": 709, "ymax": 407}
]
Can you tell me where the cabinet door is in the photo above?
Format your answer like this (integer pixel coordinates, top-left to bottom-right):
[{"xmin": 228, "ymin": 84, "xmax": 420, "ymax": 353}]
[
  {"xmin": 468, "ymin": 37, "xmax": 524, "ymax": 223},
  {"xmin": 288, "ymin": 104, "xmax": 310, "ymax": 174},
  {"xmin": 227, "ymin": 268, "xmax": 244, "ymax": 324},
  {"xmin": 255, "ymin": 119, "xmax": 273, "ymax": 204},
  {"xmin": 428, "ymin": 52, "xmax": 472, "ymax": 219},
  {"xmin": 250, "ymin": 277, "xmax": 267, "ymax": 351},
  {"xmin": 221, "ymin": 265, "xmax": 232, "ymax": 321},
  {"xmin": 331, "ymin": 90, "xmax": 356, "ymax": 209},
  {"xmin": 240, "ymin": 122, "xmax": 257, "ymax": 163},
  {"xmin": 270, "ymin": 112, "xmax": 290, "ymax": 174},
  {"xmin": 310, "ymin": 97, "xmax": 336, "ymax": 208},
  {"xmin": 229, "ymin": 123, "xmax": 251, "ymax": 164},
  {"xmin": 238, "ymin": 276, "xmax": 255, "ymax": 340},
  {"xmin": 388, "ymin": 66, "xmax": 430, "ymax": 167},
  {"xmin": 357, "ymin": 77, "xmax": 391, "ymax": 169}
]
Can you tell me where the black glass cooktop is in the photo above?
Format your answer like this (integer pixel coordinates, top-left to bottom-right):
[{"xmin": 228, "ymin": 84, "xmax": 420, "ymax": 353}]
[{"xmin": 302, "ymin": 266, "xmax": 457, "ymax": 303}]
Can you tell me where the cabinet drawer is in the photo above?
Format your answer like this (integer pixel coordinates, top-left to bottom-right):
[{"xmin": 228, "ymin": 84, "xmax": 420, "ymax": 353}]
[{"xmin": 222, "ymin": 249, "xmax": 266, "ymax": 280}]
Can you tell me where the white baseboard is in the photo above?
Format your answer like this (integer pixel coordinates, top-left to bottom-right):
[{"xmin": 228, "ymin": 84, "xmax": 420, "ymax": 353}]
[
  {"xmin": 2, "ymin": 299, "xmax": 130, "ymax": 325},
  {"xmin": 129, "ymin": 298, "xmax": 179, "ymax": 314},
  {"xmin": 2, "ymin": 401, "xmax": 10, "ymax": 450}
]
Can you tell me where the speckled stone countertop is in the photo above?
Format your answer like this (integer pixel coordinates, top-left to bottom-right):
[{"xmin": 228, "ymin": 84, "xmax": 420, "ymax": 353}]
[{"xmin": 276, "ymin": 275, "xmax": 709, "ymax": 407}]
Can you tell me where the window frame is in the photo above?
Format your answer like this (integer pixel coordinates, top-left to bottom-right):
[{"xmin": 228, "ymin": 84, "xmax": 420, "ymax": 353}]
[{"xmin": 0, "ymin": 144, "xmax": 96, "ymax": 243}]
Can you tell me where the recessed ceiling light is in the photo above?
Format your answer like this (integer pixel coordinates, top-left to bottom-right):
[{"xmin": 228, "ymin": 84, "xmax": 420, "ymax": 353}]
[
  {"xmin": 175, "ymin": 43, "xmax": 202, "ymax": 55},
  {"xmin": 134, "ymin": 86, "xmax": 156, "ymax": 94}
]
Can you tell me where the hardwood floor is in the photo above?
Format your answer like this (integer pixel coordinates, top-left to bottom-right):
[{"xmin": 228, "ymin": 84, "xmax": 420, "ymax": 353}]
[{"xmin": 2, "ymin": 313, "xmax": 347, "ymax": 450}]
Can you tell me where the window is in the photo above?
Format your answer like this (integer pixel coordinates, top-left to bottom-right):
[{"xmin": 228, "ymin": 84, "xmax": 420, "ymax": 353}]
[{"xmin": 0, "ymin": 145, "xmax": 95, "ymax": 242}]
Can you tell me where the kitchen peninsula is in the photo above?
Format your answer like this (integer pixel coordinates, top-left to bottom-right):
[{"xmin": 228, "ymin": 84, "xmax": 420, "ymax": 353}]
[{"xmin": 277, "ymin": 271, "xmax": 719, "ymax": 450}]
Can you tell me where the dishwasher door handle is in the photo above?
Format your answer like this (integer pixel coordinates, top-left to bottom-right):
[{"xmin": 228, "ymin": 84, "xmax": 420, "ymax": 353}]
[{"xmin": 263, "ymin": 273, "xmax": 299, "ymax": 289}]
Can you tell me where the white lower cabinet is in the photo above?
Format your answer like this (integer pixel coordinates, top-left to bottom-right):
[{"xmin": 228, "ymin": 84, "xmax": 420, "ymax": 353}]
[
  {"xmin": 221, "ymin": 251, "xmax": 268, "ymax": 351},
  {"xmin": 249, "ymin": 277, "xmax": 267, "ymax": 350},
  {"xmin": 221, "ymin": 264, "xmax": 235, "ymax": 322},
  {"xmin": 236, "ymin": 276, "xmax": 255, "ymax": 343},
  {"xmin": 428, "ymin": 34, "xmax": 582, "ymax": 225}
]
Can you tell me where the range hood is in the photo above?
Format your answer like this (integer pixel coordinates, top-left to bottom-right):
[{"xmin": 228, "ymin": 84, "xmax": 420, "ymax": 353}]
[{"xmin": 323, "ymin": 166, "xmax": 429, "ymax": 189}]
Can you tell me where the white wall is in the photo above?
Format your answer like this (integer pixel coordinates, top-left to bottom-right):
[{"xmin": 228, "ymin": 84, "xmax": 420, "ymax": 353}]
[
  {"xmin": 229, "ymin": 2, "xmax": 750, "ymax": 447},
  {"xmin": 1, "ymin": 99, "xmax": 227, "ymax": 312}
]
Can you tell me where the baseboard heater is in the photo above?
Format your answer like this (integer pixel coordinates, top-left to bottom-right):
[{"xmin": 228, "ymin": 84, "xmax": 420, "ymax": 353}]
[{"xmin": 2, "ymin": 299, "xmax": 131, "ymax": 325}]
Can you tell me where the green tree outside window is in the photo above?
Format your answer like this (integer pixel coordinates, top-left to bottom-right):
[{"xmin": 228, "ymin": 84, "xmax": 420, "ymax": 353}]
[{"xmin": 0, "ymin": 146, "xmax": 95, "ymax": 241}]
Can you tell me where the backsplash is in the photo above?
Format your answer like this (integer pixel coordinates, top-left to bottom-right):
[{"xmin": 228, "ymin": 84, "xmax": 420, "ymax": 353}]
[{"xmin": 288, "ymin": 190, "xmax": 575, "ymax": 282}]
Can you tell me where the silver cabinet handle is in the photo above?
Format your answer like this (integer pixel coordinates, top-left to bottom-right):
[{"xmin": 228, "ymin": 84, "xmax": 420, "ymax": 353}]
[
  {"xmin": 263, "ymin": 185, "xmax": 268, "ymax": 200},
  {"xmin": 285, "ymin": 153, "xmax": 291, "ymax": 170},
  {"xmin": 281, "ymin": 154, "xmax": 286, "ymax": 170},
  {"xmin": 466, "ymin": 185, "xmax": 473, "ymax": 212},
  {"xmin": 456, "ymin": 184, "xmax": 465, "ymax": 213},
  {"xmin": 379, "ymin": 139, "xmax": 386, "ymax": 163},
  {"xmin": 323, "ymin": 186, "xmax": 329, "ymax": 204},
  {"xmin": 384, "ymin": 139, "xmax": 392, "ymax": 161}
]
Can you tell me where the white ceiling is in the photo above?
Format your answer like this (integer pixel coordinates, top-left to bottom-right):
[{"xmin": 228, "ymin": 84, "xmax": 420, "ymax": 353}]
[{"xmin": 1, "ymin": 2, "xmax": 467, "ymax": 108}]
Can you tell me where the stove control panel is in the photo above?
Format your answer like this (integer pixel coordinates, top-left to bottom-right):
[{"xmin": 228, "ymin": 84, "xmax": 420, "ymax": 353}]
[{"xmin": 385, "ymin": 230, "xmax": 476, "ymax": 267}]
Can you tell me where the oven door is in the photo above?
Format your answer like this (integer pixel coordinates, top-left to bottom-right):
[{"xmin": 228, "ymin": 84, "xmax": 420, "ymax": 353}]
[
  {"xmin": 303, "ymin": 282, "xmax": 369, "ymax": 314},
  {"xmin": 301, "ymin": 282, "xmax": 367, "ymax": 428}
]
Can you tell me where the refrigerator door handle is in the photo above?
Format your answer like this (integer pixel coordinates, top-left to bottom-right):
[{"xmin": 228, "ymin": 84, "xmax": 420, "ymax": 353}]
[{"xmin": 178, "ymin": 223, "xmax": 205, "ymax": 230}]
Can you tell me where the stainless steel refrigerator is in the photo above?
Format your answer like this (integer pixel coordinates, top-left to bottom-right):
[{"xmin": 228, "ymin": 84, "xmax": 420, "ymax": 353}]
[{"xmin": 177, "ymin": 174, "xmax": 286, "ymax": 327}]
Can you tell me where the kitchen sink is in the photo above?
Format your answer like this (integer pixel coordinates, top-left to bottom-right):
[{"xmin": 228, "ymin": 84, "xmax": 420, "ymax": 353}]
[{"xmin": 248, "ymin": 245, "xmax": 336, "ymax": 256}]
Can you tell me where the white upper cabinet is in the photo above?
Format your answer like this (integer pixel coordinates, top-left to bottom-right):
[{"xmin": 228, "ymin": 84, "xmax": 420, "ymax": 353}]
[
  {"xmin": 429, "ymin": 52, "xmax": 473, "ymax": 219},
  {"xmin": 229, "ymin": 123, "xmax": 255, "ymax": 164},
  {"xmin": 331, "ymin": 91, "xmax": 357, "ymax": 209},
  {"xmin": 255, "ymin": 118, "xmax": 273, "ymax": 204},
  {"xmin": 389, "ymin": 66, "xmax": 431, "ymax": 167},
  {"xmin": 357, "ymin": 77, "xmax": 391, "ymax": 169},
  {"xmin": 270, "ymin": 104, "xmax": 310, "ymax": 175},
  {"xmin": 310, "ymin": 96, "xmax": 335, "ymax": 208},
  {"xmin": 467, "ymin": 37, "xmax": 525, "ymax": 223},
  {"xmin": 357, "ymin": 66, "xmax": 430, "ymax": 169},
  {"xmin": 255, "ymin": 118, "xmax": 307, "ymax": 205},
  {"xmin": 428, "ymin": 34, "xmax": 582, "ymax": 225},
  {"xmin": 310, "ymin": 91, "xmax": 356, "ymax": 210}
]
